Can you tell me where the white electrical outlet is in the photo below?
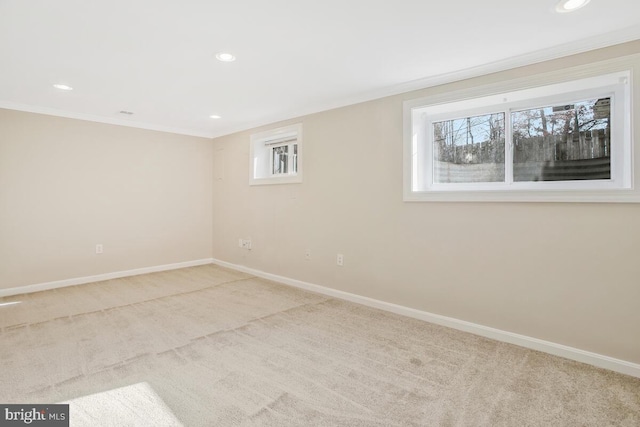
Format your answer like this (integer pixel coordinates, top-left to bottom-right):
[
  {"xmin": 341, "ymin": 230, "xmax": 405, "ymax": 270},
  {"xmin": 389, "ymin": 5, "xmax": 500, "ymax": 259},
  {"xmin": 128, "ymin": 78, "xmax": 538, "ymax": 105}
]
[
  {"xmin": 337, "ymin": 253, "xmax": 344, "ymax": 266},
  {"xmin": 305, "ymin": 249, "xmax": 311, "ymax": 260},
  {"xmin": 246, "ymin": 239, "xmax": 252, "ymax": 250},
  {"xmin": 95, "ymin": 244, "xmax": 103, "ymax": 254}
]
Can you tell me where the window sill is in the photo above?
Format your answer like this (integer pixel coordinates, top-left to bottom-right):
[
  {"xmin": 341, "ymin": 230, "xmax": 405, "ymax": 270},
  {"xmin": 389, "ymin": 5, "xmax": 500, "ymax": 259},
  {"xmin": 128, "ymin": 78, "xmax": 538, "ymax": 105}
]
[
  {"xmin": 249, "ymin": 175, "xmax": 302, "ymax": 186},
  {"xmin": 403, "ymin": 189, "xmax": 640, "ymax": 203}
]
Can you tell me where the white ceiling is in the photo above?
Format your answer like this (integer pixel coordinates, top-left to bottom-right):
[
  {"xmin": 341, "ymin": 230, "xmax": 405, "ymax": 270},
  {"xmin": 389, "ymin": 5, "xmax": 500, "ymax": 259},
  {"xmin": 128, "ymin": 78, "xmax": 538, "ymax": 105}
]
[{"xmin": 1, "ymin": 0, "xmax": 639, "ymax": 138}]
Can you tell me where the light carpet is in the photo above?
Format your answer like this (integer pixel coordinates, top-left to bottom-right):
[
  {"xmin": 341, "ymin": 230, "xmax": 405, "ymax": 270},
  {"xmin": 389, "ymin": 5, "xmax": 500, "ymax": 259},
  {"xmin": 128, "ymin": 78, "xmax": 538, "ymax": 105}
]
[{"xmin": 0, "ymin": 264, "xmax": 638, "ymax": 426}]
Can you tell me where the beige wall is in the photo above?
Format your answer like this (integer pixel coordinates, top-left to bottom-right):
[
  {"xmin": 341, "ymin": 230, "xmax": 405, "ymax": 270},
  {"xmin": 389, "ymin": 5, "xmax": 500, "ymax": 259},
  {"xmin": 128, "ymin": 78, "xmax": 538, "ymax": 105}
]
[
  {"xmin": 0, "ymin": 109, "xmax": 213, "ymax": 289},
  {"xmin": 211, "ymin": 41, "xmax": 640, "ymax": 364},
  {"xmin": 1, "ymin": 42, "xmax": 638, "ymax": 365}
]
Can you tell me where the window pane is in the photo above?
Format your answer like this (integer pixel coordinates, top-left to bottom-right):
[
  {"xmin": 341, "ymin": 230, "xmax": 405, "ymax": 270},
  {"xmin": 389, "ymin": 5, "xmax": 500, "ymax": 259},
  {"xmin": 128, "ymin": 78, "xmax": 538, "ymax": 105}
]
[
  {"xmin": 292, "ymin": 144, "xmax": 298, "ymax": 173},
  {"xmin": 512, "ymin": 98, "xmax": 610, "ymax": 182},
  {"xmin": 433, "ymin": 113, "xmax": 505, "ymax": 183},
  {"xmin": 272, "ymin": 146, "xmax": 288, "ymax": 174}
]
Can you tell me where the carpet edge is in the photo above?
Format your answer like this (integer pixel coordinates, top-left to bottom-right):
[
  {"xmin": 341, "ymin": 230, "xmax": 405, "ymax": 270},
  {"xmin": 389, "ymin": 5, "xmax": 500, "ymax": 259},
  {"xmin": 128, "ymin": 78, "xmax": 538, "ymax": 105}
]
[{"xmin": 210, "ymin": 258, "xmax": 640, "ymax": 379}]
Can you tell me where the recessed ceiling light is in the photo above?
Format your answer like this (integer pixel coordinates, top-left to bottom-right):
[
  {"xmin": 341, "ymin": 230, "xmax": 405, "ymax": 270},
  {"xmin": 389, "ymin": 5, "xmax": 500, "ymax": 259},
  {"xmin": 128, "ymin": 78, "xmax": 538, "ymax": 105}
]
[
  {"xmin": 556, "ymin": 0, "xmax": 590, "ymax": 13},
  {"xmin": 210, "ymin": 115, "xmax": 221, "ymax": 119},
  {"xmin": 215, "ymin": 52, "xmax": 236, "ymax": 62},
  {"xmin": 53, "ymin": 84, "xmax": 73, "ymax": 91}
]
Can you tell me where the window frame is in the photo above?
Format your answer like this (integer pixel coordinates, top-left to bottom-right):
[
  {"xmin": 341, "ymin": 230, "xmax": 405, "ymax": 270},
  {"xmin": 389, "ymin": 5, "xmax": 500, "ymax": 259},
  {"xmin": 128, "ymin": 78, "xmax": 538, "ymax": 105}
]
[
  {"xmin": 269, "ymin": 140, "xmax": 298, "ymax": 177},
  {"xmin": 403, "ymin": 68, "xmax": 635, "ymax": 202},
  {"xmin": 250, "ymin": 123, "xmax": 303, "ymax": 186}
]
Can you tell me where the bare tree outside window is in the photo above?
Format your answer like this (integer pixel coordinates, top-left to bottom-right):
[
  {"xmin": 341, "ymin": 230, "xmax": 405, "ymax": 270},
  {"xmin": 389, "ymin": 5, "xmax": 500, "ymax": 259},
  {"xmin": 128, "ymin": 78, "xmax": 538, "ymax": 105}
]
[
  {"xmin": 407, "ymin": 70, "xmax": 632, "ymax": 201},
  {"xmin": 512, "ymin": 98, "xmax": 610, "ymax": 182},
  {"xmin": 433, "ymin": 113, "xmax": 505, "ymax": 183}
]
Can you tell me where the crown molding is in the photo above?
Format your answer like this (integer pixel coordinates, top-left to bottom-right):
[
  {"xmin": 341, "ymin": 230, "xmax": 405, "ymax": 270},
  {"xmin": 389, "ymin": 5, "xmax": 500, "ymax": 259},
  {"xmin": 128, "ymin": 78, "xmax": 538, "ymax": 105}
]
[
  {"xmin": 209, "ymin": 26, "xmax": 640, "ymax": 139},
  {"xmin": 372, "ymin": 25, "xmax": 640, "ymax": 100},
  {"xmin": 0, "ymin": 101, "xmax": 214, "ymax": 139},
  {"xmin": 2, "ymin": 26, "xmax": 639, "ymax": 140}
]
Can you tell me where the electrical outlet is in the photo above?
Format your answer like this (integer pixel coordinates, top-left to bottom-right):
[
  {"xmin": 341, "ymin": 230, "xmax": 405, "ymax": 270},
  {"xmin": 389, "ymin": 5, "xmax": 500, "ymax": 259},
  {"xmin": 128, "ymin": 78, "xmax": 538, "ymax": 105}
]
[
  {"xmin": 305, "ymin": 249, "xmax": 311, "ymax": 260},
  {"xmin": 95, "ymin": 244, "xmax": 103, "ymax": 254},
  {"xmin": 246, "ymin": 239, "xmax": 252, "ymax": 250},
  {"xmin": 337, "ymin": 253, "xmax": 344, "ymax": 266}
]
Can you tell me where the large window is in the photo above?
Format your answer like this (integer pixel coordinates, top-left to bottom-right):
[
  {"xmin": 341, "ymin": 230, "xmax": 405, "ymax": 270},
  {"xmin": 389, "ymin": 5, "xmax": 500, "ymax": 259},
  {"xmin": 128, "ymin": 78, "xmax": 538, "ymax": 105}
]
[{"xmin": 404, "ymin": 70, "xmax": 634, "ymax": 202}]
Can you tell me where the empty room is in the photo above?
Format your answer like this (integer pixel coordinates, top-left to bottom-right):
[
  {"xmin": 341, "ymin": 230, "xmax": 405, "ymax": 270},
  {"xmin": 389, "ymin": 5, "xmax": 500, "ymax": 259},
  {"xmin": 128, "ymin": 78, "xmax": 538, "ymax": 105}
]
[{"xmin": 1, "ymin": 1, "xmax": 640, "ymax": 426}]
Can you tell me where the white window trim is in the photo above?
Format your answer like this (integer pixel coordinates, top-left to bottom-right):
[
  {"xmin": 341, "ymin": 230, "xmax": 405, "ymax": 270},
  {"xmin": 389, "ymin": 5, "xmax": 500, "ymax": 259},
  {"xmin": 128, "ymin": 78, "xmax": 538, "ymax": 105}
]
[
  {"xmin": 250, "ymin": 123, "xmax": 303, "ymax": 186},
  {"xmin": 403, "ymin": 60, "xmax": 637, "ymax": 203}
]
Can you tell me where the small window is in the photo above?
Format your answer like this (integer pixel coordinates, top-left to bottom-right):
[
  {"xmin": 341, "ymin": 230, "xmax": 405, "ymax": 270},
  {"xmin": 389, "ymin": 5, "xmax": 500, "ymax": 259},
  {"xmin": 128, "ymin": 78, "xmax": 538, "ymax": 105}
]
[
  {"xmin": 404, "ymin": 70, "xmax": 634, "ymax": 202},
  {"xmin": 250, "ymin": 123, "xmax": 302, "ymax": 185}
]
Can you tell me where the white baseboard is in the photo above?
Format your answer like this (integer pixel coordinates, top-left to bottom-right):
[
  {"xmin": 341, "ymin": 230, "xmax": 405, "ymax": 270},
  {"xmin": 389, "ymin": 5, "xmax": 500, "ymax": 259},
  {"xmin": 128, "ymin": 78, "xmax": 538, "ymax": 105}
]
[
  {"xmin": 0, "ymin": 258, "xmax": 214, "ymax": 298},
  {"xmin": 3, "ymin": 257, "xmax": 638, "ymax": 378},
  {"xmin": 211, "ymin": 258, "xmax": 640, "ymax": 379}
]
